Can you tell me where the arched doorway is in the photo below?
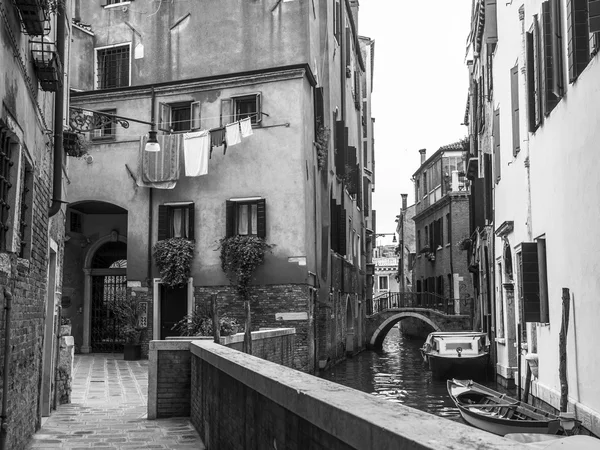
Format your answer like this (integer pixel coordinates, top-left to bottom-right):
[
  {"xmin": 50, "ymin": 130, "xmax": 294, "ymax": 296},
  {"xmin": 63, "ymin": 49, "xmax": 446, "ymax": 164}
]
[{"xmin": 89, "ymin": 240, "xmax": 127, "ymax": 352}]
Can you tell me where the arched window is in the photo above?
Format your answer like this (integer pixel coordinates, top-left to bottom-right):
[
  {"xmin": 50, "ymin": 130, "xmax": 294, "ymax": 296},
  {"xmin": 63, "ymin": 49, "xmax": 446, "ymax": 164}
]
[{"xmin": 91, "ymin": 241, "xmax": 127, "ymax": 269}]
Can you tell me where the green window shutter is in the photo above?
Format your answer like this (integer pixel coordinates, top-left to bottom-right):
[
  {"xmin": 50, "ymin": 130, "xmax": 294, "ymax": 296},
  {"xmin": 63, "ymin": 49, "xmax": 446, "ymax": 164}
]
[
  {"xmin": 493, "ymin": 108, "xmax": 501, "ymax": 183},
  {"xmin": 187, "ymin": 203, "xmax": 195, "ymax": 241},
  {"xmin": 159, "ymin": 102, "xmax": 171, "ymax": 131},
  {"xmin": 225, "ymin": 200, "xmax": 235, "ymax": 237},
  {"xmin": 335, "ymin": 120, "xmax": 345, "ymax": 178},
  {"xmin": 363, "ymin": 177, "xmax": 369, "ymax": 215},
  {"xmin": 220, "ymin": 98, "xmax": 232, "ymax": 126},
  {"xmin": 541, "ymin": 1, "xmax": 559, "ymax": 115},
  {"xmin": 526, "ymin": 32, "xmax": 538, "ymax": 132},
  {"xmin": 588, "ymin": 0, "xmax": 600, "ymax": 32},
  {"xmin": 532, "ymin": 17, "xmax": 543, "ymax": 127},
  {"xmin": 330, "ymin": 200, "xmax": 339, "ymax": 253},
  {"xmin": 521, "ymin": 242, "xmax": 541, "ymax": 322},
  {"xmin": 338, "ymin": 207, "xmax": 346, "ymax": 256},
  {"xmin": 485, "ymin": 0, "xmax": 498, "ymax": 43},
  {"xmin": 551, "ymin": 0, "xmax": 565, "ymax": 98},
  {"xmin": 510, "ymin": 65, "xmax": 521, "ymax": 156},
  {"xmin": 345, "ymin": 28, "xmax": 351, "ymax": 67},
  {"xmin": 157, "ymin": 205, "xmax": 169, "ymax": 241},
  {"xmin": 256, "ymin": 199, "xmax": 266, "ymax": 238},
  {"xmin": 567, "ymin": 0, "xmax": 590, "ymax": 82},
  {"xmin": 255, "ymin": 93, "xmax": 262, "ymax": 124}
]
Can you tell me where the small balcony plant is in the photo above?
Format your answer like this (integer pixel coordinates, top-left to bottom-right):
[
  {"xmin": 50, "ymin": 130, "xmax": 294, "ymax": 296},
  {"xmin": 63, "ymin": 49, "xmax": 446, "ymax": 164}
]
[
  {"xmin": 63, "ymin": 131, "xmax": 89, "ymax": 158},
  {"xmin": 153, "ymin": 237, "xmax": 195, "ymax": 288}
]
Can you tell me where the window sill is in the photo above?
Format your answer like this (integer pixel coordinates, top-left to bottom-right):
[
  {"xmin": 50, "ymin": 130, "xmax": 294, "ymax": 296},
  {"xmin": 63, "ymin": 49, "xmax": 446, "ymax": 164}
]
[
  {"xmin": 91, "ymin": 136, "xmax": 116, "ymax": 142},
  {"xmin": 103, "ymin": 2, "xmax": 131, "ymax": 8}
]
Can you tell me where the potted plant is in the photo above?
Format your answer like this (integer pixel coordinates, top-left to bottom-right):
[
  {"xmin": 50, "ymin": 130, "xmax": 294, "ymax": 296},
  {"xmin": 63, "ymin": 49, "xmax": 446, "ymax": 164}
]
[
  {"xmin": 172, "ymin": 303, "xmax": 240, "ymax": 337},
  {"xmin": 60, "ymin": 317, "xmax": 71, "ymax": 336},
  {"xmin": 114, "ymin": 296, "xmax": 144, "ymax": 360},
  {"xmin": 63, "ymin": 131, "xmax": 90, "ymax": 158}
]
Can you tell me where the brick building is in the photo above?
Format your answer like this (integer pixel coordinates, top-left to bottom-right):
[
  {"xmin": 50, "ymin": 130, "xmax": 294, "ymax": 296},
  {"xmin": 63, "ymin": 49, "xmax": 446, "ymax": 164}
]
[
  {"xmin": 412, "ymin": 143, "xmax": 473, "ymax": 314},
  {"xmin": 61, "ymin": 0, "xmax": 374, "ymax": 373},
  {"xmin": 0, "ymin": 0, "xmax": 72, "ymax": 448}
]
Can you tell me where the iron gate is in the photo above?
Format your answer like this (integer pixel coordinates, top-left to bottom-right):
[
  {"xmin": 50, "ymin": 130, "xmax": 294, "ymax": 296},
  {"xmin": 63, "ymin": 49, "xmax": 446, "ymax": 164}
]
[{"xmin": 91, "ymin": 274, "xmax": 127, "ymax": 352}]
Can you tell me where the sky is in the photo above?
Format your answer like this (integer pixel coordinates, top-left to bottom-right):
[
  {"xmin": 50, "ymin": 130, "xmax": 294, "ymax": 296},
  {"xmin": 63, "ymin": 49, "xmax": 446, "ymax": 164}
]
[{"xmin": 358, "ymin": 1, "xmax": 473, "ymax": 246}]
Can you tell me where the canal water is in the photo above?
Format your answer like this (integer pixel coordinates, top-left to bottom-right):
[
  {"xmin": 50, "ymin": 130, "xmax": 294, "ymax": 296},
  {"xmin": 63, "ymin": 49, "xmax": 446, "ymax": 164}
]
[{"xmin": 320, "ymin": 327, "xmax": 512, "ymax": 422}]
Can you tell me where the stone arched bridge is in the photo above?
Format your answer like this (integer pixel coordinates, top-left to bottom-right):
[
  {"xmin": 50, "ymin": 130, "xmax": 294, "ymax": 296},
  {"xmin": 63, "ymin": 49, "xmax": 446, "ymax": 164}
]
[{"xmin": 366, "ymin": 293, "xmax": 473, "ymax": 349}]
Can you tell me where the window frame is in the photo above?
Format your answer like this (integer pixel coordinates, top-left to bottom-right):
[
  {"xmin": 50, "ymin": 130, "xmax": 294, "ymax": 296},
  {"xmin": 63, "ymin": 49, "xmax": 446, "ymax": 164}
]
[
  {"xmin": 226, "ymin": 197, "xmax": 266, "ymax": 238},
  {"xmin": 158, "ymin": 202, "xmax": 195, "ymax": 241},
  {"xmin": 159, "ymin": 101, "xmax": 201, "ymax": 133},
  {"xmin": 378, "ymin": 275, "xmax": 389, "ymax": 291},
  {"xmin": 95, "ymin": 43, "xmax": 132, "ymax": 90},
  {"xmin": 232, "ymin": 93, "xmax": 262, "ymax": 125}
]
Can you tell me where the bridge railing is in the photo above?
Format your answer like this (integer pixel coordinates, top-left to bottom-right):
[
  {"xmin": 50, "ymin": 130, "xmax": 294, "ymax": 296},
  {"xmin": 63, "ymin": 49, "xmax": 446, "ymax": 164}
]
[{"xmin": 369, "ymin": 292, "xmax": 472, "ymax": 316}]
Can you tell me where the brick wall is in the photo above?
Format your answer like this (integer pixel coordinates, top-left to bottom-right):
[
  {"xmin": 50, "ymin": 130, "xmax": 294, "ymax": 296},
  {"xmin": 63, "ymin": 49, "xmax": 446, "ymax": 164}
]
[{"xmin": 157, "ymin": 349, "xmax": 192, "ymax": 417}]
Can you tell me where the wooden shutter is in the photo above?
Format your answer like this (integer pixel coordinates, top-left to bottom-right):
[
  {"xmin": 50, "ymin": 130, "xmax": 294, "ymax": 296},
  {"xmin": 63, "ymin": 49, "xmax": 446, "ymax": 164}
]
[
  {"xmin": 354, "ymin": 72, "xmax": 360, "ymax": 109},
  {"xmin": 157, "ymin": 205, "xmax": 169, "ymax": 241},
  {"xmin": 347, "ymin": 146, "xmax": 357, "ymax": 194},
  {"xmin": 225, "ymin": 200, "xmax": 235, "ymax": 237},
  {"xmin": 551, "ymin": 0, "xmax": 564, "ymax": 98},
  {"xmin": 335, "ymin": 120, "xmax": 345, "ymax": 178},
  {"xmin": 541, "ymin": 2, "xmax": 559, "ymax": 115},
  {"xmin": 363, "ymin": 177, "xmax": 369, "ymax": 215},
  {"xmin": 335, "ymin": 1, "xmax": 341, "ymax": 43},
  {"xmin": 521, "ymin": 242, "xmax": 541, "ymax": 322},
  {"xmin": 589, "ymin": 0, "xmax": 600, "ymax": 32},
  {"xmin": 526, "ymin": 32, "xmax": 538, "ymax": 132},
  {"xmin": 256, "ymin": 199, "xmax": 266, "ymax": 238},
  {"xmin": 345, "ymin": 28, "xmax": 351, "ymax": 67},
  {"xmin": 255, "ymin": 93, "xmax": 262, "ymax": 124},
  {"xmin": 485, "ymin": 0, "xmax": 498, "ymax": 43},
  {"xmin": 330, "ymin": 200, "xmax": 339, "ymax": 253},
  {"xmin": 191, "ymin": 102, "xmax": 201, "ymax": 130},
  {"xmin": 220, "ymin": 98, "xmax": 232, "ymax": 126},
  {"xmin": 313, "ymin": 87, "xmax": 324, "ymax": 138},
  {"xmin": 338, "ymin": 207, "xmax": 346, "ymax": 256},
  {"xmin": 187, "ymin": 203, "xmax": 195, "ymax": 240},
  {"xmin": 493, "ymin": 108, "xmax": 501, "ymax": 183},
  {"xmin": 567, "ymin": 0, "xmax": 590, "ymax": 82},
  {"xmin": 159, "ymin": 102, "xmax": 171, "ymax": 131},
  {"xmin": 510, "ymin": 65, "xmax": 520, "ymax": 156}
]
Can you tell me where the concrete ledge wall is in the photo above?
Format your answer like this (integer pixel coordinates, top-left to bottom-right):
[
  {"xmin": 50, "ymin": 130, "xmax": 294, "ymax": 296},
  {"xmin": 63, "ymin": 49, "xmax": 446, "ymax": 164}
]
[
  {"xmin": 148, "ymin": 329, "xmax": 296, "ymax": 419},
  {"xmin": 190, "ymin": 340, "xmax": 530, "ymax": 450}
]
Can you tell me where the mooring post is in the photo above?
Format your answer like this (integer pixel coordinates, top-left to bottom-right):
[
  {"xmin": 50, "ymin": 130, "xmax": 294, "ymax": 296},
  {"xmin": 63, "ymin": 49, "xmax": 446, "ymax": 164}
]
[{"xmin": 559, "ymin": 288, "xmax": 570, "ymax": 412}]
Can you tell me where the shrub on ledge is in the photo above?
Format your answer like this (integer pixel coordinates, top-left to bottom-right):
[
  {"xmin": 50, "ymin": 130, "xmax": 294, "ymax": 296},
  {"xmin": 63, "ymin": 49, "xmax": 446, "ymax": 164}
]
[{"xmin": 153, "ymin": 237, "xmax": 195, "ymax": 288}]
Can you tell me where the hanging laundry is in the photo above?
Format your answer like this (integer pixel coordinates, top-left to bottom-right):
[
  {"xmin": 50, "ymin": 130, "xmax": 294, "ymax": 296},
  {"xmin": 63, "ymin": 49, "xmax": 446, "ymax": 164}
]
[
  {"xmin": 225, "ymin": 121, "xmax": 241, "ymax": 147},
  {"xmin": 138, "ymin": 134, "xmax": 182, "ymax": 189},
  {"xmin": 183, "ymin": 130, "xmax": 210, "ymax": 177},
  {"xmin": 240, "ymin": 117, "xmax": 253, "ymax": 138},
  {"xmin": 209, "ymin": 126, "xmax": 227, "ymax": 158}
]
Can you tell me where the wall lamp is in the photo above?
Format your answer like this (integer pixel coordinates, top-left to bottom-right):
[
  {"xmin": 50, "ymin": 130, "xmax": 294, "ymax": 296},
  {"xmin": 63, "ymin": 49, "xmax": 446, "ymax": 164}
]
[{"xmin": 375, "ymin": 233, "xmax": 397, "ymax": 243}]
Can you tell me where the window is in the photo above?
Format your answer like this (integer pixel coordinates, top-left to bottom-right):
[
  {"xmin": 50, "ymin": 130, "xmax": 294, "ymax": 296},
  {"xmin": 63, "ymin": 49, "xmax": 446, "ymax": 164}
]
[
  {"xmin": 423, "ymin": 171, "xmax": 428, "ymax": 194},
  {"xmin": 566, "ymin": 0, "xmax": 593, "ymax": 83},
  {"xmin": 424, "ymin": 226, "xmax": 429, "ymax": 248},
  {"xmin": 493, "ymin": 108, "xmax": 501, "ymax": 182},
  {"xmin": 233, "ymin": 94, "xmax": 262, "ymax": 124},
  {"xmin": 0, "ymin": 129, "xmax": 14, "ymax": 251},
  {"xmin": 157, "ymin": 203, "xmax": 195, "ymax": 241},
  {"xmin": 159, "ymin": 102, "xmax": 201, "ymax": 132},
  {"xmin": 17, "ymin": 162, "xmax": 33, "ymax": 258},
  {"xmin": 334, "ymin": 0, "xmax": 341, "ymax": 43},
  {"xmin": 96, "ymin": 44, "xmax": 130, "ymax": 89},
  {"xmin": 70, "ymin": 211, "xmax": 83, "ymax": 233},
  {"xmin": 92, "ymin": 109, "xmax": 116, "ymax": 140},
  {"xmin": 225, "ymin": 198, "xmax": 266, "ymax": 238},
  {"xmin": 517, "ymin": 243, "xmax": 541, "ymax": 323},
  {"xmin": 446, "ymin": 213, "xmax": 451, "ymax": 245},
  {"xmin": 510, "ymin": 65, "xmax": 520, "ymax": 156},
  {"xmin": 378, "ymin": 276, "xmax": 389, "ymax": 291},
  {"xmin": 417, "ymin": 230, "xmax": 421, "ymax": 252}
]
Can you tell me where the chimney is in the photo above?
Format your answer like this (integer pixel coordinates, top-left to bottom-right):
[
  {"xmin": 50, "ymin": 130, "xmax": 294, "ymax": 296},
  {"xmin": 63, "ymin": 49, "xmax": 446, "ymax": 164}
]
[
  {"xmin": 401, "ymin": 193, "xmax": 408, "ymax": 211},
  {"xmin": 419, "ymin": 148, "xmax": 426, "ymax": 165}
]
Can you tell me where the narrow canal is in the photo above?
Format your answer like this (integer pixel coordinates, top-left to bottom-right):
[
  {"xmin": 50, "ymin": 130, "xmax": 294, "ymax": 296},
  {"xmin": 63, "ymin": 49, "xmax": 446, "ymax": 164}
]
[{"xmin": 320, "ymin": 327, "xmax": 512, "ymax": 422}]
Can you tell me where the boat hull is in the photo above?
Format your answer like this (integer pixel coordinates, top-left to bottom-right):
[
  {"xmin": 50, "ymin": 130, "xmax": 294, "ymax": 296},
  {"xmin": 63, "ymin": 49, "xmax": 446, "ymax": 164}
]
[
  {"xmin": 457, "ymin": 405, "xmax": 559, "ymax": 436},
  {"xmin": 428, "ymin": 354, "xmax": 489, "ymax": 380}
]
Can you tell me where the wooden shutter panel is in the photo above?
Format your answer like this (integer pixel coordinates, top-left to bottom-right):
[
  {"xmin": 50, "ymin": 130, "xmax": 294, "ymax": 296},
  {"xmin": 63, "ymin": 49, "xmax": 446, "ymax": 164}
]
[
  {"xmin": 335, "ymin": 1, "xmax": 341, "ymax": 43},
  {"xmin": 314, "ymin": 87, "xmax": 324, "ymax": 138},
  {"xmin": 484, "ymin": 0, "xmax": 498, "ymax": 43},
  {"xmin": 510, "ymin": 65, "xmax": 520, "ymax": 156},
  {"xmin": 347, "ymin": 146, "xmax": 357, "ymax": 194},
  {"xmin": 157, "ymin": 205, "xmax": 169, "ymax": 241},
  {"xmin": 256, "ymin": 199, "xmax": 266, "ymax": 238},
  {"xmin": 330, "ymin": 200, "xmax": 339, "ymax": 253},
  {"xmin": 338, "ymin": 207, "xmax": 346, "ymax": 256},
  {"xmin": 493, "ymin": 108, "xmax": 501, "ymax": 183},
  {"xmin": 354, "ymin": 73, "xmax": 360, "ymax": 109},
  {"xmin": 191, "ymin": 102, "xmax": 201, "ymax": 130},
  {"xmin": 521, "ymin": 242, "xmax": 541, "ymax": 322},
  {"xmin": 541, "ymin": 2, "xmax": 559, "ymax": 115},
  {"xmin": 567, "ymin": 0, "xmax": 591, "ymax": 82},
  {"xmin": 589, "ymin": 0, "xmax": 600, "ymax": 32},
  {"xmin": 551, "ymin": 0, "xmax": 564, "ymax": 97},
  {"xmin": 187, "ymin": 203, "xmax": 195, "ymax": 240},
  {"xmin": 532, "ymin": 17, "xmax": 543, "ymax": 127},
  {"xmin": 220, "ymin": 98, "xmax": 232, "ymax": 126},
  {"xmin": 526, "ymin": 32, "xmax": 538, "ymax": 132},
  {"xmin": 159, "ymin": 103, "xmax": 171, "ymax": 131},
  {"xmin": 255, "ymin": 93, "xmax": 262, "ymax": 124},
  {"xmin": 345, "ymin": 28, "xmax": 351, "ymax": 67},
  {"xmin": 225, "ymin": 200, "xmax": 235, "ymax": 237},
  {"xmin": 363, "ymin": 177, "xmax": 369, "ymax": 215},
  {"xmin": 335, "ymin": 120, "xmax": 345, "ymax": 178}
]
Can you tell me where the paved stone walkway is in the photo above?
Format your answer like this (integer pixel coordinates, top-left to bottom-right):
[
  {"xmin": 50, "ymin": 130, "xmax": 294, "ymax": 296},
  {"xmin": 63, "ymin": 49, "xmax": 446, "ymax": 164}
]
[{"xmin": 27, "ymin": 354, "xmax": 205, "ymax": 449}]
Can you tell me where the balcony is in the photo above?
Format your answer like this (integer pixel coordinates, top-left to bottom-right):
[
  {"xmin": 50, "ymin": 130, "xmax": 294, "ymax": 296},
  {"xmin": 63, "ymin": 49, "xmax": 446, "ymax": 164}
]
[
  {"xmin": 30, "ymin": 39, "xmax": 62, "ymax": 92},
  {"xmin": 14, "ymin": 0, "xmax": 49, "ymax": 36}
]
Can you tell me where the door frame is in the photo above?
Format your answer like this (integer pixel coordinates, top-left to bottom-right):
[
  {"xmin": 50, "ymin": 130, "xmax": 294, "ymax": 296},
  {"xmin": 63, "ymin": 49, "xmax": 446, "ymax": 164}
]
[{"xmin": 152, "ymin": 278, "xmax": 194, "ymax": 340}]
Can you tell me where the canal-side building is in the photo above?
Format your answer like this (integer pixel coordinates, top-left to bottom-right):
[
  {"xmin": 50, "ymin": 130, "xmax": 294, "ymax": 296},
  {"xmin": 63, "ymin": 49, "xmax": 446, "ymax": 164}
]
[
  {"xmin": 0, "ymin": 0, "xmax": 72, "ymax": 447},
  {"xmin": 412, "ymin": 144, "xmax": 473, "ymax": 314},
  {"xmin": 373, "ymin": 256, "xmax": 399, "ymax": 297},
  {"xmin": 62, "ymin": 0, "xmax": 374, "ymax": 373},
  {"xmin": 395, "ymin": 193, "xmax": 416, "ymax": 293},
  {"xmin": 466, "ymin": 0, "xmax": 600, "ymax": 435}
]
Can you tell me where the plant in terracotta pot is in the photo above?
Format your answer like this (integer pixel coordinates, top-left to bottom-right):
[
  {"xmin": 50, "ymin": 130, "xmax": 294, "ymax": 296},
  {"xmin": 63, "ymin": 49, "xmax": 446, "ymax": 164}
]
[{"xmin": 114, "ymin": 296, "xmax": 144, "ymax": 360}]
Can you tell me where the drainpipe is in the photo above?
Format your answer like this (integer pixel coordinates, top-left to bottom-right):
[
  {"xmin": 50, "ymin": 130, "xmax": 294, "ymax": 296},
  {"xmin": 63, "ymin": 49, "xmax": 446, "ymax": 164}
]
[
  {"xmin": 0, "ymin": 289, "xmax": 13, "ymax": 450},
  {"xmin": 49, "ymin": 2, "xmax": 66, "ymax": 218},
  {"xmin": 147, "ymin": 88, "xmax": 156, "ymax": 288}
]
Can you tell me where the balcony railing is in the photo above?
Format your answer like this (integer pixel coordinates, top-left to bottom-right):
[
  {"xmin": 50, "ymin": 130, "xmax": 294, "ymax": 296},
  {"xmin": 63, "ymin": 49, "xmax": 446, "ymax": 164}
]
[
  {"xmin": 367, "ymin": 291, "xmax": 473, "ymax": 316},
  {"xmin": 14, "ymin": 0, "xmax": 49, "ymax": 36},
  {"xmin": 30, "ymin": 39, "xmax": 62, "ymax": 91}
]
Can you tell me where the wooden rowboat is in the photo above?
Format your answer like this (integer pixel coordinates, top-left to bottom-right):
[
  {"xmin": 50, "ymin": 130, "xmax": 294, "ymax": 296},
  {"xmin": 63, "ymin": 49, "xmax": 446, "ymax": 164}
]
[{"xmin": 447, "ymin": 379, "xmax": 564, "ymax": 436}]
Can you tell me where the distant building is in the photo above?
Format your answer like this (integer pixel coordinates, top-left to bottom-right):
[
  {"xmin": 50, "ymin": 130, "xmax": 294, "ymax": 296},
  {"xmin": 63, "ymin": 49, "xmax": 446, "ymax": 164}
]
[
  {"xmin": 373, "ymin": 256, "xmax": 399, "ymax": 296},
  {"xmin": 395, "ymin": 193, "xmax": 416, "ymax": 293},
  {"xmin": 412, "ymin": 144, "xmax": 473, "ymax": 314}
]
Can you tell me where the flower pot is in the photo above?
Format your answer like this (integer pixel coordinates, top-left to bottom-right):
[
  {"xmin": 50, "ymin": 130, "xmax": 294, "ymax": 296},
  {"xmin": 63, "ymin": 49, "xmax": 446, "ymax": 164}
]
[
  {"xmin": 123, "ymin": 343, "xmax": 142, "ymax": 361},
  {"xmin": 60, "ymin": 324, "xmax": 71, "ymax": 336}
]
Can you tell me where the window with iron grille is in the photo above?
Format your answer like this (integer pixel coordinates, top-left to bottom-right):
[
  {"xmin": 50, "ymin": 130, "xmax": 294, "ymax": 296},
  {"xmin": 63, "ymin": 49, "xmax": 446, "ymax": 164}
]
[
  {"xmin": 0, "ymin": 129, "xmax": 14, "ymax": 252},
  {"xmin": 92, "ymin": 109, "xmax": 116, "ymax": 140},
  {"xmin": 97, "ymin": 45, "xmax": 130, "ymax": 89},
  {"xmin": 17, "ymin": 161, "xmax": 33, "ymax": 259}
]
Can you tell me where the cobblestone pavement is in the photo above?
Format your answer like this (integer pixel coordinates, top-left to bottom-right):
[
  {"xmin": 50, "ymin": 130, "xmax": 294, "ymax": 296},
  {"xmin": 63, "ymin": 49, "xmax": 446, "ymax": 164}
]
[{"xmin": 27, "ymin": 354, "xmax": 205, "ymax": 449}]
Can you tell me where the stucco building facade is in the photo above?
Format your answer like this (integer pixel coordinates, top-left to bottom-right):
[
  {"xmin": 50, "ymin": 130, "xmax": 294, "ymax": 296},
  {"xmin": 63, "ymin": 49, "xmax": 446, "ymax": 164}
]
[{"xmin": 62, "ymin": 0, "xmax": 374, "ymax": 373}]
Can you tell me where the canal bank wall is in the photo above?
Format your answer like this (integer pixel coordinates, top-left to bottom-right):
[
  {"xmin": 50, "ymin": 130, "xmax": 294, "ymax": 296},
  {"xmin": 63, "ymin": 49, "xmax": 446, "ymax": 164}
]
[{"xmin": 189, "ymin": 340, "xmax": 532, "ymax": 449}]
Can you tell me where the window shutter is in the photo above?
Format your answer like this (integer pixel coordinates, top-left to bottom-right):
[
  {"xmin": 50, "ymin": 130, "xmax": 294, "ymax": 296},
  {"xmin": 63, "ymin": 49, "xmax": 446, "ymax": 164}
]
[
  {"xmin": 485, "ymin": 0, "xmax": 498, "ymax": 43},
  {"xmin": 330, "ymin": 200, "xmax": 339, "ymax": 253},
  {"xmin": 225, "ymin": 200, "xmax": 235, "ymax": 237},
  {"xmin": 335, "ymin": 1, "xmax": 341, "ymax": 43},
  {"xmin": 532, "ymin": 17, "xmax": 542, "ymax": 126},
  {"xmin": 363, "ymin": 177, "xmax": 369, "ymax": 215},
  {"xmin": 510, "ymin": 65, "xmax": 521, "ymax": 156},
  {"xmin": 345, "ymin": 28, "xmax": 351, "ymax": 67},
  {"xmin": 551, "ymin": 0, "xmax": 564, "ymax": 98},
  {"xmin": 157, "ymin": 205, "xmax": 169, "ymax": 241},
  {"xmin": 354, "ymin": 73, "xmax": 360, "ymax": 109},
  {"xmin": 521, "ymin": 242, "xmax": 541, "ymax": 322},
  {"xmin": 191, "ymin": 102, "xmax": 201, "ymax": 130},
  {"xmin": 256, "ymin": 198, "xmax": 266, "ymax": 238},
  {"xmin": 220, "ymin": 98, "xmax": 232, "ymax": 126},
  {"xmin": 159, "ymin": 103, "xmax": 171, "ymax": 131},
  {"xmin": 493, "ymin": 108, "xmax": 501, "ymax": 182},
  {"xmin": 541, "ymin": 2, "xmax": 559, "ymax": 115},
  {"xmin": 187, "ymin": 203, "xmax": 195, "ymax": 240},
  {"xmin": 567, "ymin": 0, "xmax": 590, "ymax": 82},
  {"xmin": 347, "ymin": 146, "xmax": 357, "ymax": 194},
  {"xmin": 338, "ymin": 207, "xmax": 347, "ymax": 256},
  {"xmin": 335, "ymin": 120, "xmax": 345, "ymax": 178},
  {"xmin": 255, "ymin": 93, "xmax": 262, "ymax": 124},
  {"xmin": 526, "ymin": 32, "xmax": 538, "ymax": 132},
  {"xmin": 589, "ymin": 0, "xmax": 600, "ymax": 32},
  {"xmin": 313, "ymin": 87, "xmax": 324, "ymax": 138}
]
